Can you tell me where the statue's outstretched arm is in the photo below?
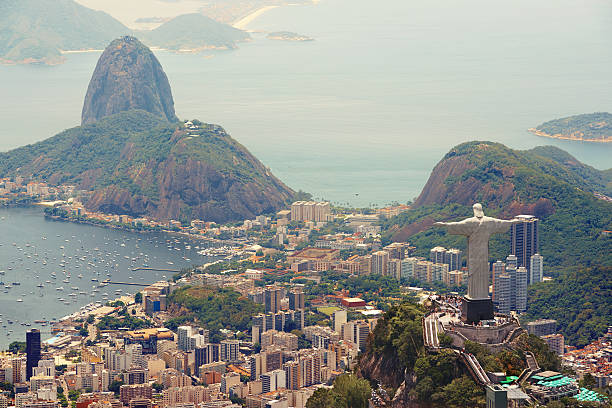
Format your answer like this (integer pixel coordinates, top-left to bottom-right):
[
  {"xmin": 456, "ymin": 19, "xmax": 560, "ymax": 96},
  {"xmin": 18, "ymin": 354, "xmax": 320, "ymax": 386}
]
[
  {"xmin": 491, "ymin": 217, "xmax": 522, "ymax": 233},
  {"xmin": 433, "ymin": 219, "xmax": 474, "ymax": 235}
]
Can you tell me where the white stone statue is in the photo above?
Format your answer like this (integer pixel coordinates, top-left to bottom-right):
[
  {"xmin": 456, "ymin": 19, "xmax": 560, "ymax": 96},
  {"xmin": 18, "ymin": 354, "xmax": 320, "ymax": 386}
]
[{"xmin": 434, "ymin": 203, "xmax": 520, "ymax": 300}]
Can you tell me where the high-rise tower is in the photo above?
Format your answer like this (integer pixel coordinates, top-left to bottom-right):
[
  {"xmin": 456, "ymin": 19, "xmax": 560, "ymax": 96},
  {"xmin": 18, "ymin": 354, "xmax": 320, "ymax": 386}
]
[
  {"xmin": 26, "ymin": 329, "xmax": 41, "ymax": 380},
  {"xmin": 510, "ymin": 215, "xmax": 539, "ymax": 282}
]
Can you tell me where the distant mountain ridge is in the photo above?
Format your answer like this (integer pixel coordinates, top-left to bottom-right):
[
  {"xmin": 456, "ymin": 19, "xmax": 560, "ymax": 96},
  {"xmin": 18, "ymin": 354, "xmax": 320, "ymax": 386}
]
[{"xmin": 0, "ymin": 0, "xmax": 250, "ymax": 65}]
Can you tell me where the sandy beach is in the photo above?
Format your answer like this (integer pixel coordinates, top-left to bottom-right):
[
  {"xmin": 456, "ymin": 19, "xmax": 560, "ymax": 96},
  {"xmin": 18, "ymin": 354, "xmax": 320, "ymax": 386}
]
[{"xmin": 233, "ymin": 6, "xmax": 279, "ymax": 30}]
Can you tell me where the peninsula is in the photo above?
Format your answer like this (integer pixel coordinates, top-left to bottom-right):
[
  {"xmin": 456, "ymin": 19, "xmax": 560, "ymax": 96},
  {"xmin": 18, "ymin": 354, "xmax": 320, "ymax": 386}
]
[{"xmin": 529, "ymin": 112, "xmax": 612, "ymax": 143}]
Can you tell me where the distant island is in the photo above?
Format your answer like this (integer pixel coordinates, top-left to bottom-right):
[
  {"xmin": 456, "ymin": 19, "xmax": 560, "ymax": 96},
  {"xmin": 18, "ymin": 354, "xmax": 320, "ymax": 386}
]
[
  {"xmin": 529, "ymin": 112, "xmax": 612, "ymax": 143},
  {"xmin": 266, "ymin": 31, "xmax": 314, "ymax": 42}
]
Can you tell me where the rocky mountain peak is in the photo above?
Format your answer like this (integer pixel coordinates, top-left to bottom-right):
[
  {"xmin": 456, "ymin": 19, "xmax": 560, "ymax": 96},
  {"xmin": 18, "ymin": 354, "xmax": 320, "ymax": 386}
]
[{"xmin": 81, "ymin": 36, "xmax": 178, "ymax": 125}]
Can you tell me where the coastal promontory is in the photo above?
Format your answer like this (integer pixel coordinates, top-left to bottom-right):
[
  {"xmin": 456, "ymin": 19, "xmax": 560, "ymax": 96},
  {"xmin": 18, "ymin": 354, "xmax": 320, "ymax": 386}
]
[
  {"xmin": 530, "ymin": 112, "xmax": 612, "ymax": 143},
  {"xmin": 0, "ymin": 37, "xmax": 294, "ymax": 223}
]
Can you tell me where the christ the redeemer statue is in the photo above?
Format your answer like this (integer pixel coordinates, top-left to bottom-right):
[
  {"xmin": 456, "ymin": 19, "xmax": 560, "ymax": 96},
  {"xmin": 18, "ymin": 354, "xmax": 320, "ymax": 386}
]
[{"xmin": 434, "ymin": 203, "xmax": 520, "ymax": 322}]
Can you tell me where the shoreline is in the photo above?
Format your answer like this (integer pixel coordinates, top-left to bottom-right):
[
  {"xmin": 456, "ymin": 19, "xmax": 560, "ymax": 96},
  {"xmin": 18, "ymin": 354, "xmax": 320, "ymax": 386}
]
[
  {"xmin": 43, "ymin": 213, "xmax": 239, "ymax": 245},
  {"xmin": 528, "ymin": 128, "xmax": 612, "ymax": 143},
  {"xmin": 233, "ymin": 5, "xmax": 280, "ymax": 30}
]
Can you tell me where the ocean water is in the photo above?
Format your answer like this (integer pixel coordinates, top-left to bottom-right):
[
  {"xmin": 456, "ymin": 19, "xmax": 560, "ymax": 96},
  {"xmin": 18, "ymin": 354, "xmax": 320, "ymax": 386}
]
[
  {"xmin": 0, "ymin": 206, "xmax": 216, "ymax": 348},
  {"xmin": 0, "ymin": 0, "xmax": 611, "ymax": 207}
]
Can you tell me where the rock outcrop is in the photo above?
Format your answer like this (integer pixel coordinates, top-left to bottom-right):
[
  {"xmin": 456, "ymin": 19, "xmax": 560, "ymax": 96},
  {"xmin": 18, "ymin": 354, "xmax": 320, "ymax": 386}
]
[{"xmin": 81, "ymin": 36, "xmax": 178, "ymax": 125}]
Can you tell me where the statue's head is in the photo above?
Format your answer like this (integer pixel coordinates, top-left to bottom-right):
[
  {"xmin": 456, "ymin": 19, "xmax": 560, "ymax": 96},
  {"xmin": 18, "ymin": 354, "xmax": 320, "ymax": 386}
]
[{"xmin": 473, "ymin": 203, "xmax": 484, "ymax": 218}]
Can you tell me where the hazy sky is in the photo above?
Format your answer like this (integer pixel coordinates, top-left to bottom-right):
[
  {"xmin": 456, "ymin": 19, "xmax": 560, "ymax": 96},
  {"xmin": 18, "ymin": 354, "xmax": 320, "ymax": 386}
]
[{"xmin": 75, "ymin": 0, "xmax": 207, "ymax": 28}]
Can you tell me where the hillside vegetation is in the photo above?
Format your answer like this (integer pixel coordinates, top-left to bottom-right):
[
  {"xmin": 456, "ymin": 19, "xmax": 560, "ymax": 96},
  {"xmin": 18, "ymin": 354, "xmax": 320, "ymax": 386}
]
[
  {"xmin": 382, "ymin": 142, "xmax": 612, "ymax": 271},
  {"xmin": 523, "ymin": 266, "xmax": 612, "ymax": 347},
  {"xmin": 356, "ymin": 300, "xmax": 563, "ymax": 407},
  {"xmin": 0, "ymin": 110, "xmax": 294, "ymax": 222}
]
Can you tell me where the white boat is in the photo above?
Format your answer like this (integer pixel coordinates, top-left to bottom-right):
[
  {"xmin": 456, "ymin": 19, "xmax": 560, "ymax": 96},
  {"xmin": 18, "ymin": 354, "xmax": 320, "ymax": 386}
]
[{"xmin": 16, "ymin": 299, "xmax": 23, "ymax": 302}]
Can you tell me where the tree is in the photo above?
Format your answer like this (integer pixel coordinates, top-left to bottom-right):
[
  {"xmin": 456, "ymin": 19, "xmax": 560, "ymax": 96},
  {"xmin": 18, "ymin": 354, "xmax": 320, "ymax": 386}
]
[
  {"xmin": 331, "ymin": 374, "xmax": 371, "ymax": 408},
  {"xmin": 152, "ymin": 383, "xmax": 164, "ymax": 392},
  {"xmin": 86, "ymin": 315, "xmax": 95, "ymax": 324},
  {"xmin": 438, "ymin": 332, "xmax": 453, "ymax": 347},
  {"xmin": 108, "ymin": 380, "xmax": 124, "ymax": 394},
  {"xmin": 432, "ymin": 375, "xmax": 484, "ymax": 407},
  {"xmin": 306, "ymin": 388, "xmax": 334, "ymax": 408},
  {"xmin": 134, "ymin": 292, "xmax": 143, "ymax": 304},
  {"xmin": 7, "ymin": 341, "xmax": 26, "ymax": 354}
]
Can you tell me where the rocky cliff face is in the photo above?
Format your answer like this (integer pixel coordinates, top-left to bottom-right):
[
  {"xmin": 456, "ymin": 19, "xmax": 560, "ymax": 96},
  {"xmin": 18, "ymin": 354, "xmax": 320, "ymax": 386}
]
[{"xmin": 81, "ymin": 36, "xmax": 178, "ymax": 125}]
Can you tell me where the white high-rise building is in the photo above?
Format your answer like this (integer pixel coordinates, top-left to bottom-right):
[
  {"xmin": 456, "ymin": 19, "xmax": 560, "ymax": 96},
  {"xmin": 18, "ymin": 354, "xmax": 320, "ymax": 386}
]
[
  {"xmin": 261, "ymin": 369, "xmax": 286, "ymax": 393},
  {"xmin": 371, "ymin": 251, "xmax": 389, "ymax": 275},
  {"xmin": 333, "ymin": 310, "xmax": 347, "ymax": 335},
  {"xmin": 530, "ymin": 254, "xmax": 544, "ymax": 284},
  {"xmin": 220, "ymin": 340, "xmax": 239, "ymax": 362},
  {"xmin": 177, "ymin": 326, "xmax": 192, "ymax": 351},
  {"xmin": 492, "ymin": 260, "xmax": 527, "ymax": 314},
  {"xmin": 400, "ymin": 257, "xmax": 416, "ymax": 280},
  {"xmin": 491, "ymin": 260, "xmax": 506, "ymax": 302}
]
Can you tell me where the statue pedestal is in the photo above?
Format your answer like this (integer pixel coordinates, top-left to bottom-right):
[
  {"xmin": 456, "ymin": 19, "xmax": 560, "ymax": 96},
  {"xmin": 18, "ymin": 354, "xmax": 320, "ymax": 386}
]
[{"xmin": 462, "ymin": 297, "xmax": 494, "ymax": 324}]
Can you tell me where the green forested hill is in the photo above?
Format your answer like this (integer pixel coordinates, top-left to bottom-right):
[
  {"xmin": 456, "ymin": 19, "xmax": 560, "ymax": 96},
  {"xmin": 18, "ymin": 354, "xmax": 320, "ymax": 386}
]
[
  {"xmin": 0, "ymin": 110, "xmax": 294, "ymax": 222},
  {"xmin": 382, "ymin": 142, "xmax": 612, "ymax": 270},
  {"xmin": 380, "ymin": 141, "xmax": 611, "ymax": 346}
]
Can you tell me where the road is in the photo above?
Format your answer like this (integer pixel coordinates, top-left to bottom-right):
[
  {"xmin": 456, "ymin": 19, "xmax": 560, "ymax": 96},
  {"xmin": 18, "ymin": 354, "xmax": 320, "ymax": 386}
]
[{"xmin": 424, "ymin": 313, "xmax": 440, "ymax": 348}]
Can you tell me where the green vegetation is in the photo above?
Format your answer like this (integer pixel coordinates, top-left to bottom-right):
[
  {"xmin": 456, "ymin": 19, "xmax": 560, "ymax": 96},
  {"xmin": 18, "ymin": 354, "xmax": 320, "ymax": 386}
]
[
  {"xmin": 305, "ymin": 374, "xmax": 371, "ymax": 408},
  {"xmin": 1, "ymin": 110, "xmax": 292, "ymax": 223},
  {"xmin": 523, "ymin": 266, "xmax": 612, "ymax": 347},
  {"xmin": 97, "ymin": 314, "xmax": 151, "ymax": 331},
  {"xmin": 464, "ymin": 333, "xmax": 561, "ymax": 376},
  {"xmin": 363, "ymin": 301, "xmax": 425, "ymax": 387},
  {"xmin": 359, "ymin": 300, "xmax": 487, "ymax": 407},
  {"xmin": 314, "ymin": 271, "xmax": 402, "ymax": 302},
  {"xmin": 108, "ymin": 380, "xmax": 124, "ymax": 395},
  {"xmin": 381, "ymin": 143, "xmax": 612, "ymax": 271},
  {"xmin": 167, "ymin": 285, "xmax": 263, "ymax": 340},
  {"xmin": 533, "ymin": 112, "xmax": 612, "ymax": 142},
  {"xmin": 7, "ymin": 341, "xmax": 26, "ymax": 353}
]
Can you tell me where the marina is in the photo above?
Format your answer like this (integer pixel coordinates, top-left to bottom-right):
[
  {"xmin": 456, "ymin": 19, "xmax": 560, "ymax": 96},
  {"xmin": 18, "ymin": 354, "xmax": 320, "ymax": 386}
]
[{"xmin": 0, "ymin": 206, "xmax": 221, "ymax": 348}]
